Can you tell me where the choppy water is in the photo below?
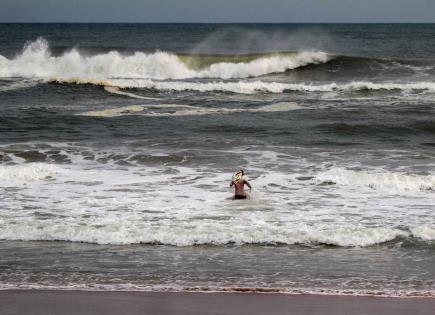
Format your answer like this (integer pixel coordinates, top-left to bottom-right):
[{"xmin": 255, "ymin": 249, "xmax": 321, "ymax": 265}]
[{"xmin": 0, "ymin": 23, "xmax": 434, "ymax": 296}]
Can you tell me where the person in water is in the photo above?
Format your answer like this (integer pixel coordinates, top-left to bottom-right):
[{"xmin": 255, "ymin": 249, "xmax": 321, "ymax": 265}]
[{"xmin": 230, "ymin": 169, "xmax": 252, "ymax": 200}]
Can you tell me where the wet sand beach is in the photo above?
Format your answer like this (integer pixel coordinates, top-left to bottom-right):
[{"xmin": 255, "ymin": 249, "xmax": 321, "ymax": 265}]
[{"xmin": 1, "ymin": 291, "xmax": 435, "ymax": 315}]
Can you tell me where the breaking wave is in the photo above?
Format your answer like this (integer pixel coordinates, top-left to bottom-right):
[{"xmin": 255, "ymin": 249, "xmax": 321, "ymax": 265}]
[
  {"xmin": 316, "ymin": 168, "xmax": 435, "ymax": 191},
  {"xmin": 0, "ymin": 38, "xmax": 330, "ymax": 80},
  {"xmin": 57, "ymin": 77, "xmax": 435, "ymax": 94},
  {"xmin": 0, "ymin": 219, "xmax": 412, "ymax": 247},
  {"xmin": 411, "ymin": 225, "xmax": 435, "ymax": 241},
  {"xmin": 4, "ymin": 38, "xmax": 434, "ymax": 95}
]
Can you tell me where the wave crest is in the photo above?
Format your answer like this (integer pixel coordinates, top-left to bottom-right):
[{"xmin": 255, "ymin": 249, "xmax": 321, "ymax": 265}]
[
  {"xmin": 411, "ymin": 225, "xmax": 435, "ymax": 241},
  {"xmin": 0, "ymin": 38, "xmax": 330, "ymax": 80},
  {"xmin": 0, "ymin": 220, "xmax": 408, "ymax": 247}
]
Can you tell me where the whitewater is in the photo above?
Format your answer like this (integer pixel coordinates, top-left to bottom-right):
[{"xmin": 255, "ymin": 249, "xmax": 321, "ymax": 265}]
[
  {"xmin": 0, "ymin": 146, "xmax": 434, "ymax": 247},
  {"xmin": 3, "ymin": 38, "xmax": 435, "ymax": 96},
  {"xmin": 1, "ymin": 24, "xmax": 435, "ymax": 297},
  {"xmin": 0, "ymin": 37, "xmax": 330, "ymax": 80}
]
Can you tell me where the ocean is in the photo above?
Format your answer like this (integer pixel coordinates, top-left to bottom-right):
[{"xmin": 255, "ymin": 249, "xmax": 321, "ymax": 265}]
[{"xmin": 0, "ymin": 23, "xmax": 434, "ymax": 296}]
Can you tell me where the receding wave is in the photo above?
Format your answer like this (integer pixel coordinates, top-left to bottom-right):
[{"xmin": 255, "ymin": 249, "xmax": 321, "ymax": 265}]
[{"xmin": 0, "ymin": 37, "xmax": 330, "ymax": 80}]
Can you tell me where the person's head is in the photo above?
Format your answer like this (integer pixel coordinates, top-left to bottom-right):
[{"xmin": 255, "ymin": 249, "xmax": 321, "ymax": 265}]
[{"xmin": 233, "ymin": 169, "xmax": 244, "ymax": 182}]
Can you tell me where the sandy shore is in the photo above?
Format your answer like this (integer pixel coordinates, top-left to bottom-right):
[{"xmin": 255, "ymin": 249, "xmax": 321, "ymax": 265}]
[{"xmin": 1, "ymin": 291, "xmax": 435, "ymax": 315}]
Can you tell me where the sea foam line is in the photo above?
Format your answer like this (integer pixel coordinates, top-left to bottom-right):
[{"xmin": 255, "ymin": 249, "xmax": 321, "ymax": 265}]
[
  {"xmin": 78, "ymin": 102, "xmax": 300, "ymax": 117},
  {"xmin": 0, "ymin": 283, "xmax": 433, "ymax": 298},
  {"xmin": 57, "ymin": 77, "xmax": 435, "ymax": 94}
]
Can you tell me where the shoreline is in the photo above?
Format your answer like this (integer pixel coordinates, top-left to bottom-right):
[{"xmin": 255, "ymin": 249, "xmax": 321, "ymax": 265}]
[
  {"xmin": 1, "ymin": 287, "xmax": 434, "ymax": 299},
  {"xmin": 2, "ymin": 290, "xmax": 435, "ymax": 315}
]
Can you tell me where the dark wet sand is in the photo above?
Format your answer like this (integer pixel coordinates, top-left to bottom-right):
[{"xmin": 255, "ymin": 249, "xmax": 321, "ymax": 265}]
[{"xmin": 1, "ymin": 290, "xmax": 435, "ymax": 315}]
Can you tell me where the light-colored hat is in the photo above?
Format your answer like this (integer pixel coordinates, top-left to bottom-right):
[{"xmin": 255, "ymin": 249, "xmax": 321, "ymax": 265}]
[{"xmin": 232, "ymin": 170, "xmax": 244, "ymax": 182}]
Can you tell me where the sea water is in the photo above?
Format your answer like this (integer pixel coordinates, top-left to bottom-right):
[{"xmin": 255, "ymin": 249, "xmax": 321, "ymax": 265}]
[{"xmin": 0, "ymin": 23, "xmax": 434, "ymax": 296}]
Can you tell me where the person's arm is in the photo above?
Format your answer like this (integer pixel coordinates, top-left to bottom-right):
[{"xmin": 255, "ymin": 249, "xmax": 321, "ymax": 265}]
[
  {"xmin": 244, "ymin": 180, "xmax": 252, "ymax": 190},
  {"xmin": 230, "ymin": 181, "xmax": 234, "ymax": 187}
]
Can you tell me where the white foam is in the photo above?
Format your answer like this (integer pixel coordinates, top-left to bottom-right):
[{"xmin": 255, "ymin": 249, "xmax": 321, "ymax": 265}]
[
  {"xmin": 4, "ymin": 38, "xmax": 435, "ymax": 96},
  {"xmin": 0, "ymin": 282, "xmax": 432, "ymax": 297},
  {"xmin": 0, "ymin": 160, "xmax": 412, "ymax": 247},
  {"xmin": 0, "ymin": 215, "xmax": 407, "ymax": 247},
  {"xmin": 316, "ymin": 168, "xmax": 435, "ymax": 191},
  {"xmin": 0, "ymin": 38, "xmax": 329, "ymax": 80},
  {"xmin": 257, "ymin": 102, "xmax": 301, "ymax": 112},
  {"xmin": 340, "ymin": 81, "xmax": 435, "ymax": 91},
  {"xmin": 0, "ymin": 163, "xmax": 60, "ymax": 183},
  {"xmin": 78, "ymin": 102, "xmax": 300, "ymax": 117},
  {"xmin": 64, "ymin": 77, "xmax": 435, "ymax": 95},
  {"xmin": 59, "ymin": 78, "xmax": 324, "ymax": 94},
  {"xmin": 197, "ymin": 51, "xmax": 329, "ymax": 79},
  {"xmin": 104, "ymin": 86, "xmax": 158, "ymax": 100},
  {"xmin": 81, "ymin": 105, "xmax": 145, "ymax": 117},
  {"xmin": 0, "ymin": 146, "xmax": 433, "ymax": 247},
  {"xmin": 411, "ymin": 225, "xmax": 435, "ymax": 241},
  {"xmin": 304, "ymin": 226, "xmax": 408, "ymax": 247}
]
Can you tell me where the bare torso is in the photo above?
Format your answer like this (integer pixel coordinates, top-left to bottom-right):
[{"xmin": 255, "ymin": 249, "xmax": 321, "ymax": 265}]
[{"xmin": 231, "ymin": 179, "xmax": 252, "ymax": 197}]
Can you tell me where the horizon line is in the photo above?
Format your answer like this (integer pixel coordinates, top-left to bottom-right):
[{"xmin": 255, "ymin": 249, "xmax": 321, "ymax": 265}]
[{"xmin": 1, "ymin": 21, "xmax": 435, "ymax": 24}]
